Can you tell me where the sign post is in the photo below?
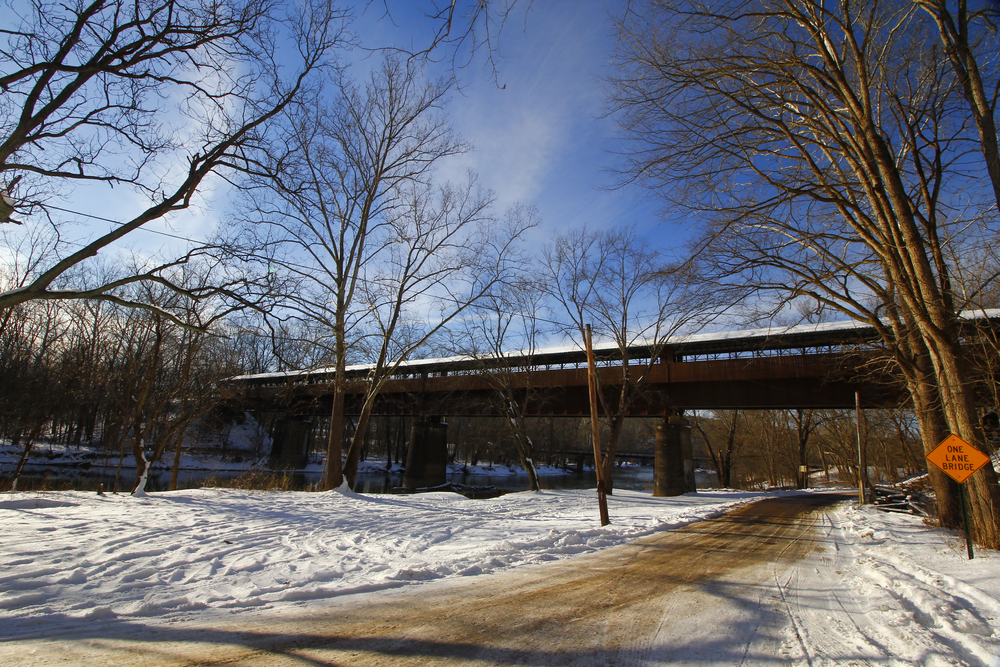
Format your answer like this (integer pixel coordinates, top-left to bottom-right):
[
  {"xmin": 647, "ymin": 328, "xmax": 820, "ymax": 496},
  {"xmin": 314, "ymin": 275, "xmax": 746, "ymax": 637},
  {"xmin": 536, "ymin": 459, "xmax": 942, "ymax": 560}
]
[{"xmin": 926, "ymin": 435, "xmax": 991, "ymax": 559}]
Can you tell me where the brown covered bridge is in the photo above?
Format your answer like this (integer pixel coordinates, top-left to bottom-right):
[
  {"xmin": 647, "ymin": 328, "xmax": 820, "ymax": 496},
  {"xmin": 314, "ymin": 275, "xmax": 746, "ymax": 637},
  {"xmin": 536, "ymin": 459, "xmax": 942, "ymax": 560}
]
[{"xmin": 229, "ymin": 317, "xmax": 978, "ymax": 494}]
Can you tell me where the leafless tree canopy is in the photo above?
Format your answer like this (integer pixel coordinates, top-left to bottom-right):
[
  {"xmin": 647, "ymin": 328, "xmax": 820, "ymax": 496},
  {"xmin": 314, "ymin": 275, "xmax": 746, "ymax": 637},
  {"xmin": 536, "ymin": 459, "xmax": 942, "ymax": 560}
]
[
  {"xmin": 449, "ymin": 207, "xmax": 546, "ymax": 490},
  {"xmin": 0, "ymin": 264, "xmax": 250, "ymax": 493},
  {"xmin": 229, "ymin": 55, "xmax": 533, "ymax": 490},
  {"xmin": 0, "ymin": 0, "xmax": 348, "ymax": 321},
  {"xmin": 372, "ymin": 0, "xmax": 528, "ymax": 85},
  {"xmin": 543, "ymin": 225, "xmax": 715, "ymax": 492},
  {"xmin": 609, "ymin": 0, "xmax": 1000, "ymax": 545}
]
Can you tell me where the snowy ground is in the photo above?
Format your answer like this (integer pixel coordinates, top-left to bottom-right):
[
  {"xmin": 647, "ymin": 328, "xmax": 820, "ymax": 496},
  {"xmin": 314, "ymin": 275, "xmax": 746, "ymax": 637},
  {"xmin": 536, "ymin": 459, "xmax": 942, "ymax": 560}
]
[
  {"xmin": 783, "ymin": 499, "xmax": 1000, "ymax": 666},
  {"xmin": 0, "ymin": 487, "xmax": 757, "ymax": 635},
  {"xmin": 1, "ymin": 487, "xmax": 998, "ymax": 665}
]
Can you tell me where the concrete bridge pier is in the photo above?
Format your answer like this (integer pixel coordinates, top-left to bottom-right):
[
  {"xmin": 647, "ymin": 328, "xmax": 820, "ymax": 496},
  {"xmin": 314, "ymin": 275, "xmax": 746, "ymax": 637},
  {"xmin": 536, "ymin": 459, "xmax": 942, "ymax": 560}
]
[
  {"xmin": 270, "ymin": 417, "xmax": 312, "ymax": 469},
  {"xmin": 402, "ymin": 417, "xmax": 448, "ymax": 489},
  {"xmin": 653, "ymin": 415, "xmax": 696, "ymax": 496}
]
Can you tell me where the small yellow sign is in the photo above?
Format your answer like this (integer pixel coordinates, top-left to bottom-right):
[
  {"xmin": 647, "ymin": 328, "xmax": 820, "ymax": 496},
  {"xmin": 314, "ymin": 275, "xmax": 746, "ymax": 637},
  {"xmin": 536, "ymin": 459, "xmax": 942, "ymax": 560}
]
[{"xmin": 926, "ymin": 435, "xmax": 991, "ymax": 484}]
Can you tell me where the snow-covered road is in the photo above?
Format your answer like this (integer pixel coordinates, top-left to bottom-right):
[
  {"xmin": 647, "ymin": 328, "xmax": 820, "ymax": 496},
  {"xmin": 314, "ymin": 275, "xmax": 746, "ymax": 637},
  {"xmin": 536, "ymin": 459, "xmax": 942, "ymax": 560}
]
[{"xmin": 0, "ymin": 488, "xmax": 997, "ymax": 665}]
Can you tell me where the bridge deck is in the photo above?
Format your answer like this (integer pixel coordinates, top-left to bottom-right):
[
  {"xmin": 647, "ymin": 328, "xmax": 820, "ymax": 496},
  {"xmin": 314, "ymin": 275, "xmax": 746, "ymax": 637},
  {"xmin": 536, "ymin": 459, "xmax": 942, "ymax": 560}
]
[
  {"xmin": 238, "ymin": 352, "xmax": 902, "ymax": 416},
  {"xmin": 232, "ymin": 317, "xmax": 885, "ymax": 388},
  {"xmin": 231, "ymin": 313, "xmax": 999, "ymax": 416}
]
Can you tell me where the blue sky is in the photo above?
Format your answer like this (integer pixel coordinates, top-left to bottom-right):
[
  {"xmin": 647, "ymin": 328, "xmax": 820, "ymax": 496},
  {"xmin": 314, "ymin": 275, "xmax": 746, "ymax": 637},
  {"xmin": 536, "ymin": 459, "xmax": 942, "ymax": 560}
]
[
  {"xmin": 7, "ymin": 1, "xmax": 681, "ymax": 274},
  {"xmin": 426, "ymin": 1, "xmax": 669, "ymax": 243},
  {"xmin": 349, "ymin": 0, "xmax": 672, "ymax": 247}
]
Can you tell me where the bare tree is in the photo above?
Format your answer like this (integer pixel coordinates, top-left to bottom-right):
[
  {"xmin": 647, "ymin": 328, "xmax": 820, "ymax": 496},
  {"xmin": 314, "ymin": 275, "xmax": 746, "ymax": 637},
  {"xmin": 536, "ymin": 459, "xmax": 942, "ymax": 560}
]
[
  {"xmin": 452, "ymin": 219, "xmax": 547, "ymax": 490},
  {"xmin": 917, "ymin": 0, "xmax": 1000, "ymax": 211},
  {"xmin": 692, "ymin": 410, "xmax": 743, "ymax": 489},
  {"xmin": 0, "ymin": 0, "xmax": 347, "ymax": 322},
  {"xmin": 373, "ymin": 0, "xmax": 527, "ymax": 85},
  {"xmin": 741, "ymin": 411, "xmax": 797, "ymax": 488},
  {"xmin": 610, "ymin": 0, "xmax": 1000, "ymax": 546},
  {"xmin": 1, "ymin": 299, "xmax": 69, "ymax": 490},
  {"xmin": 791, "ymin": 409, "xmax": 817, "ymax": 489},
  {"xmin": 814, "ymin": 410, "xmax": 868, "ymax": 487},
  {"xmin": 231, "ymin": 55, "xmax": 509, "ymax": 490},
  {"xmin": 103, "ymin": 273, "xmax": 234, "ymax": 494},
  {"xmin": 861, "ymin": 409, "xmax": 925, "ymax": 483},
  {"xmin": 544, "ymin": 225, "xmax": 711, "ymax": 494},
  {"xmin": 339, "ymin": 181, "xmax": 531, "ymax": 489}
]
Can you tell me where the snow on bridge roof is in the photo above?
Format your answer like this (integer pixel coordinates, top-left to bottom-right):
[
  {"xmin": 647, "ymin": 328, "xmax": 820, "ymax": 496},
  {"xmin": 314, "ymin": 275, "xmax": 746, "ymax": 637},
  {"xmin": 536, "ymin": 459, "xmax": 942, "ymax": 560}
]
[{"xmin": 230, "ymin": 309, "xmax": 1000, "ymax": 385}]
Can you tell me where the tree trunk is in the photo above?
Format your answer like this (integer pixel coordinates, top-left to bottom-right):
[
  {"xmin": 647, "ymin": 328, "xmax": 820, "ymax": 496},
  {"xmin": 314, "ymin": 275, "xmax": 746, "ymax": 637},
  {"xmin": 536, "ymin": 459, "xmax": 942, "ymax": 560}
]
[
  {"xmin": 598, "ymin": 414, "xmax": 629, "ymax": 496},
  {"xmin": 919, "ymin": 0, "xmax": 1000, "ymax": 211},
  {"xmin": 169, "ymin": 428, "xmax": 185, "ymax": 491},
  {"xmin": 794, "ymin": 409, "xmax": 813, "ymax": 490},
  {"xmin": 925, "ymin": 339, "xmax": 1000, "ymax": 549},
  {"xmin": 510, "ymin": 427, "xmax": 540, "ymax": 492},
  {"xmin": 818, "ymin": 446, "xmax": 830, "ymax": 484},
  {"xmin": 132, "ymin": 432, "xmax": 149, "ymax": 496},
  {"xmin": 344, "ymin": 391, "xmax": 379, "ymax": 490},
  {"xmin": 8, "ymin": 422, "xmax": 44, "ymax": 492},
  {"xmin": 324, "ymin": 389, "xmax": 345, "ymax": 490},
  {"xmin": 892, "ymin": 320, "xmax": 965, "ymax": 528},
  {"xmin": 886, "ymin": 270, "xmax": 1000, "ymax": 546},
  {"xmin": 908, "ymin": 366, "xmax": 963, "ymax": 526},
  {"xmin": 113, "ymin": 428, "xmax": 127, "ymax": 494},
  {"xmin": 524, "ymin": 455, "xmax": 539, "ymax": 492},
  {"xmin": 695, "ymin": 410, "xmax": 740, "ymax": 489}
]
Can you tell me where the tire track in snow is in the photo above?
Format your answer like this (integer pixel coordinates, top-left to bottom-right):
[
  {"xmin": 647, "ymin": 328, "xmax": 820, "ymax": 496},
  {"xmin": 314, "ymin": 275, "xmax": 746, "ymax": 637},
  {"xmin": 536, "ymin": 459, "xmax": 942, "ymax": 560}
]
[
  {"xmin": 810, "ymin": 505, "xmax": 1000, "ymax": 666},
  {"xmin": 771, "ymin": 506, "xmax": 890, "ymax": 667}
]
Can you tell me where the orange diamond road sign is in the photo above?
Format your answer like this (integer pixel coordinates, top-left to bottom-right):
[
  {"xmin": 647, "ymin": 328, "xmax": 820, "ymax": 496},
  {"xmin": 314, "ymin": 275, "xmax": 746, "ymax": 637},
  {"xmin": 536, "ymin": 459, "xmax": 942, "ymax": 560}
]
[{"xmin": 926, "ymin": 435, "xmax": 991, "ymax": 483}]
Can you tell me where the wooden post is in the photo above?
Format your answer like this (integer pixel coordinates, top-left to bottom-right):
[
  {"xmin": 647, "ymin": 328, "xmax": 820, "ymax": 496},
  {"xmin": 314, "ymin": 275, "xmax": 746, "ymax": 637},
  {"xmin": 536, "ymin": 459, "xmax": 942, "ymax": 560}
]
[
  {"xmin": 856, "ymin": 391, "xmax": 865, "ymax": 504},
  {"xmin": 961, "ymin": 484, "xmax": 975, "ymax": 560},
  {"xmin": 585, "ymin": 325, "xmax": 610, "ymax": 526}
]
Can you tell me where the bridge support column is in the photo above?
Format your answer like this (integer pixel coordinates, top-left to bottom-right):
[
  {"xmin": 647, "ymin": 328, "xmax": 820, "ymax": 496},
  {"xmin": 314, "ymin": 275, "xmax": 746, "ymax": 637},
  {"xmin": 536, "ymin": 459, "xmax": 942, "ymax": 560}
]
[
  {"xmin": 653, "ymin": 415, "xmax": 696, "ymax": 496},
  {"xmin": 270, "ymin": 417, "xmax": 311, "ymax": 470},
  {"xmin": 402, "ymin": 417, "xmax": 448, "ymax": 489}
]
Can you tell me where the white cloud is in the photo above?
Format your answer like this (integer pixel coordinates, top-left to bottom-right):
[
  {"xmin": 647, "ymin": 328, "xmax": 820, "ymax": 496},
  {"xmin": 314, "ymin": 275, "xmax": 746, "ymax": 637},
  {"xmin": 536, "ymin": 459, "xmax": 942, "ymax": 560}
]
[{"xmin": 433, "ymin": 2, "xmax": 621, "ymax": 216}]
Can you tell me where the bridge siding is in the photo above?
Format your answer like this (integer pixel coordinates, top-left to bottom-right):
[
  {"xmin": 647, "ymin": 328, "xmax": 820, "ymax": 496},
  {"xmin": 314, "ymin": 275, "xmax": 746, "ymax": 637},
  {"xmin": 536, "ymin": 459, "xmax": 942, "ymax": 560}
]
[{"xmin": 241, "ymin": 352, "xmax": 903, "ymax": 417}]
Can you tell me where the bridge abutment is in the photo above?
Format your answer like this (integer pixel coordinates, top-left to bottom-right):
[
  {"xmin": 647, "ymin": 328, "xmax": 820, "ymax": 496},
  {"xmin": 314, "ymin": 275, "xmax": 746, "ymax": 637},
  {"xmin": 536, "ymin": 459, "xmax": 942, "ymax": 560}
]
[
  {"xmin": 653, "ymin": 415, "xmax": 696, "ymax": 496},
  {"xmin": 402, "ymin": 417, "xmax": 448, "ymax": 489}
]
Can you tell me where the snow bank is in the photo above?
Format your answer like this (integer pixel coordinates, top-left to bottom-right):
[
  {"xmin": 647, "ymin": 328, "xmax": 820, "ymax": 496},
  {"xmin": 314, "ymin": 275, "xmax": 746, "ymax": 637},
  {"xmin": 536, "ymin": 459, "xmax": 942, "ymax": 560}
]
[
  {"xmin": 0, "ymin": 487, "xmax": 760, "ymax": 636},
  {"xmin": 791, "ymin": 501, "xmax": 1000, "ymax": 665}
]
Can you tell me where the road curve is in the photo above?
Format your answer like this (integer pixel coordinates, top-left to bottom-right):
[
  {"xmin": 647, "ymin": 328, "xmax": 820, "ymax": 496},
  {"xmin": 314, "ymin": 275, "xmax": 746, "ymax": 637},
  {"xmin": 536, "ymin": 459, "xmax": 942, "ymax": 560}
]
[{"xmin": 4, "ymin": 493, "xmax": 850, "ymax": 666}]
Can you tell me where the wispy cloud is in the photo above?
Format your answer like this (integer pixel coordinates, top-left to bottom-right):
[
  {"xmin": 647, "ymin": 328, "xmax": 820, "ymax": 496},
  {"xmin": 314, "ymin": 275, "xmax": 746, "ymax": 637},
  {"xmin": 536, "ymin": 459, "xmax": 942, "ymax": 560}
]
[{"xmin": 418, "ymin": 0, "xmax": 673, "ymax": 250}]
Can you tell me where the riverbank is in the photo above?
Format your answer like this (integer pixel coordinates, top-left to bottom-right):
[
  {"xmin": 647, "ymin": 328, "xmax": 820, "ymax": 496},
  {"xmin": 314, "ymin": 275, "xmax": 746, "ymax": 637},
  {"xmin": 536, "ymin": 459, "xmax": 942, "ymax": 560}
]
[{"xmin": 1, "ymin": 441, "xmax": 692, "ymax": 493}]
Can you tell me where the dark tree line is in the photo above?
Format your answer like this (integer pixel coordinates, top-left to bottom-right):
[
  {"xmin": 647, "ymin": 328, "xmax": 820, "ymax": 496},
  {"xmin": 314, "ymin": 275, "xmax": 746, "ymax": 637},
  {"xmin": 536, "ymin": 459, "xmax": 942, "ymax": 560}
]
[
  {"xmin": 693, "ymin": 408, "xmax": 929, "ymax": 491},
  {"xmin": 0, "ymin": 274, "xmax": 280, "ymax": 492}
]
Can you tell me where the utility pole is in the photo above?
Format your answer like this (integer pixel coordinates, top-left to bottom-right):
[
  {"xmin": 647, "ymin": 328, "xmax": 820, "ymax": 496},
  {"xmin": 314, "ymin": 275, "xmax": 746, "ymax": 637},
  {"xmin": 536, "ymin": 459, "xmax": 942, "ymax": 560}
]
[
  {"xmin": 585, "ymin": 325, "xmax": 610, "ymax": 526},
  {"xmin": 856, "ymin": 391, "xmax": 866, "ymax": 504}
]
